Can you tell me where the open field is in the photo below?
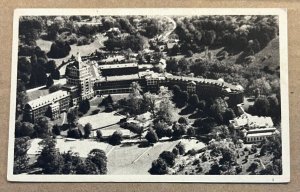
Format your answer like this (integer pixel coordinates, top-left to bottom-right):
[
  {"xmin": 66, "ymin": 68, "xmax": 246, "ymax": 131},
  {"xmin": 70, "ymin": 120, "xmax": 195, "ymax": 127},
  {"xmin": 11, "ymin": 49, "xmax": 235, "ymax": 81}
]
[
  {"xmin": 78, "ymin": 111, "xmax": 125, "ymax": 129},
  {"xmin": 36, "ymin": 34, "xmax": 107, "ymax": 75},
  {"xmin": 107, "ymin": 140, "xmax": 180, "ymax": 175}
]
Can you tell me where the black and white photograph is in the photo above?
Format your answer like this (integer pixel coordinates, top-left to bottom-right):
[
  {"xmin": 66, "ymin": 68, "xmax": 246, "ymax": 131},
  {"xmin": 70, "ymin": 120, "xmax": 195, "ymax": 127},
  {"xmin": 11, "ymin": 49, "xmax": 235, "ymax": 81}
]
[{"xmin": 7, "ymin": 8, "xmax": 289, "ymax": 182}]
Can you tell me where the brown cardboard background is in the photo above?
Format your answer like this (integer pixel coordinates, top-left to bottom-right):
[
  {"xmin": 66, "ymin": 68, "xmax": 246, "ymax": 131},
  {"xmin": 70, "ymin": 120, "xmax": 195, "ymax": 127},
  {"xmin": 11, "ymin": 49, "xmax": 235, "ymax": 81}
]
[{"xmin": 0, "ymin": 0, "xmax": 299, "ymax": 191}]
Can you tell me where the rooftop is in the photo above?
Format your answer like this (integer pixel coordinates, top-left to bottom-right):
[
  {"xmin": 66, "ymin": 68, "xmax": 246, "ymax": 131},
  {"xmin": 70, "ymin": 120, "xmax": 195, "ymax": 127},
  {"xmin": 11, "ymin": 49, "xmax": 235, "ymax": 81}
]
[
  {"xmin": 27, "ymin": 90, "xmax": 69, "ymax": 110},
  {"xmin": 97, "ymin": 74, "xmax": 140, "ymax": 82},
  {"xmin": 231, "ymin": 113, "xmax": 274, "ymax": 129},
  {"xmin": 98, "ymin": 63, "xmax": 138, "ymax": 70},
  {"xmin": 166, "ymin": 75, "xmax": 242, "ymax": 91}
]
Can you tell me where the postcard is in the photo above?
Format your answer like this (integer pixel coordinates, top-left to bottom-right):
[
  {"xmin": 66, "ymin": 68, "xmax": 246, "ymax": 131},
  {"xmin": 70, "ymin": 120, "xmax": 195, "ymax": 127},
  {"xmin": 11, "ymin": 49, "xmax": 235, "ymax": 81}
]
[{"xmin": 7, "ymin": 8, "xmax": 289, "ymax": 182}]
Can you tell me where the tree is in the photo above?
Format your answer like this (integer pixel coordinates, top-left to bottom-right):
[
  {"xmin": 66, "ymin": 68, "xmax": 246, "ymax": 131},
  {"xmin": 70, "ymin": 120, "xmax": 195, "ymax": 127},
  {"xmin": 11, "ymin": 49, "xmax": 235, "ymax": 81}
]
[
  {"xmin": 203, "ymin": 30, "xmax": 216, "ymax": 46},
  {"xmin": 149, "ymin": 158, "xmax": 168, "ymax": 175},
  {"xmin": 46, "ymin": 60, "xmax": 56, "ymax": 73},
  {"xmin": 84, "ymin": 123, "xmax": 92, "ymax": 138},
  {"xmin": 166, "ymin": 58, "xmax": 178, "ymax": 73},
  {"xmin": 34, "ymin": 116, "xmax": 52, "ymax": 138},
  {"xmin": 127, "ymin": 82, "xmax": 143, "ymax": 115},
  {"xmin": 52, "ymin": 124, "xmax": 61, "ymax": 135},
  {"xmin": 14, "ymin": 137, "xmax": 30, "ymax": 174},
  {"xmin": 154, "ymin": 120, "xmax": 169, "ymax": 139},
  {"xmin": 37, "ymin": 138, "xmax": 64, "ymax": 174},
  {"xmin": 79, "ymin": 99, "xmax": 90, "ymax": 114},
  {"xmin": 178, "ymin": 117, "xmax": 188, "ymax": 125},
  {"xmin": 16, "ymin": 80, "xmax": 28, "ymax": 117},
  {"xmin": 187, "ymin": 127, "xmax": 196, "ymax": 137},
  {"xmin": 67, "ymin": 128, "xmax": 82, "ymax": 139},
  {"xmin": 46, "ymin": 75, "xmax": 54, "ymax": 88},
  {"xmin": 219, "ymin": 148, "xmax": 237, "ymax": 173},
  {"xmin": 251, "ymin": 96, "xmax": 270, "ymax": 116},
  {"xmin": 67, "ymin": 109, "xmax": 78, "ymax": 126},
  {"xmin": 208, "ymin": 162, "xmax": 221, "ymax": 175},
  {"xmin": 96, "ymin": 129, "xmax": 103, "ymax": 141},
  {"xmin": 109, "ymin": 130, "xmax": 123, "ymax": 145},
  {"xmin": 211, "ymin": 125, "xmax": 230, "ymax": 139},
  {"xmin": 85, "ymin": 149, "xmax": 107, "ymax": 174},
  {"xmin": 47, "ymin": 40, "xmax": 71, "ymax": 58},
  {"xmin": 178, "ymin": 58, "xmax": 189, "ymax": 72},
  {"xmin": 141, "ymin": 92, "xmax": 156, "ymax": 114},
  {"xmin": 210, "ymin": 97, "xmax": 228, "ymax": 123},
  {"xmin": 222, "ymin": 108, "xmax": 236, "ymax": 124},
  {"xmin": 61, "ymin": 151, "xmax": 83, "ymax": 174},
  {"xmin": 19, "ymin": 16, "xmax": 43, "ymax": 45},
  {"xmin": 129, "ymin": 124, "xmax": 143, "ymax": 140},
  {"xmin": 175, "ymin": 142, "xmax": 185, "ymax": 155},
  {"xmin": 30, "ymin": 64, "xmax": 47, "ymax": 87},
  {"xmin": 247, "ymin": 162, "xmax": 259, "ymax": 173},
  {"xmin": 155, "ymin": 98, "xmax": 176, "ymax": 125},
  {"xmin": 159, "ymin": 151, "xmax": 176, "ymax": 167},
  {"xmin": 170, "ymin": 44, "xmax": 180, "ymax": 56},
  {"xmin": 188, "ymin": 94, "xmax": 200, "ymax": 109},
  {"xmin": 172, "ymin": 123, "xmax": 186, "ymax": 139},
  {"xmin": 75, "ymin": 159, "xmax": 100, "ymax": 174},
  {"xmin": 145, "ymin": 128, "xmax": 159, "ymax": 144},
  {"xmin": 15, "ymin": 121, "xmax": 35, "ymax": 138},
  {"xmin": 248, "ymin": 77, "xmax": 272, "ymax": 96},
  {"xmin": 186, "ymin": 50, "xmax": 193, "ymax": 57},
  {"xmin": 268, "ymin": 95, "xmax": 280, "ymax": 120},
  {"xmin": 51, "ymin": 69, "xmax": 60, "ymax": 80}
]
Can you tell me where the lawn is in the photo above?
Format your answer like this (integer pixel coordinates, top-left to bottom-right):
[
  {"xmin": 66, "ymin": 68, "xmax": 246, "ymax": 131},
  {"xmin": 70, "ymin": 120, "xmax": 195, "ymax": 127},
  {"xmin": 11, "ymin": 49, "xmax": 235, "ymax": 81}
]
[
  {"xmin": 78, "ymin": 111, "xmax": 125, "ymax": 129},
  {"xmin": 107, "ymin": 140, "xmax": 180, "ymax": 175},
  {"xmin": 36, "ymin": 33, "xmax": 108, "ymax": 75}
]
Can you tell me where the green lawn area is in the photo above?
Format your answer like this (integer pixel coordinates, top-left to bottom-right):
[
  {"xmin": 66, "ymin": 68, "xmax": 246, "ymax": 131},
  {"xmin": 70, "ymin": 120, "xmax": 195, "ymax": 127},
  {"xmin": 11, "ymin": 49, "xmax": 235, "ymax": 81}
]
[
  {"xmin": 36, "ymin": 33, "xmax": 108, "ymax": 75},
  {"xmin": 107, "ymin": 139, "xmax": 180, "ymax": 175},
  {"xmin": 78, "ymin": 111, "xmax": 125, "ymax": 129}
]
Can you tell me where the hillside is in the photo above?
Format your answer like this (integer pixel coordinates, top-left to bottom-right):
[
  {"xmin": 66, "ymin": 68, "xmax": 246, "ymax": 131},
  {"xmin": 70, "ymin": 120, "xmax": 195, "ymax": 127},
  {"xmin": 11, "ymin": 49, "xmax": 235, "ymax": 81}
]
[{"xmin": 252, "ymin": 37, "xmax": 280, "ymax": 71}]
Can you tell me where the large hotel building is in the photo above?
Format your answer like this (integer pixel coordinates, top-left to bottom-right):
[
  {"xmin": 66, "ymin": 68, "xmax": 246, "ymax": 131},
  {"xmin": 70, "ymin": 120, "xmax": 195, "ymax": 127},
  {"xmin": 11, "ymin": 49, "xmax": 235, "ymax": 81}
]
[{"xmin": 23, "ymin": 53, "xmax": 244, "ymax": 123}]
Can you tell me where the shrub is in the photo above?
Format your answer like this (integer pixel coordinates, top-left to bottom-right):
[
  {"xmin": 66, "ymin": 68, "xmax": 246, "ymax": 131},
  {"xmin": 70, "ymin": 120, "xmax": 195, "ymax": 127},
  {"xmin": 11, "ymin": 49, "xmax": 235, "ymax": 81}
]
[
  {"xmin": 176, "ymin": 143, "xmax": 185, "ymax": 155},
  {"xmin": 109, "ymin": 130, "xmax": 123, "ymax": 145},
  {"xmin": 235, "ymin": 165, "xmax": 243, "ymax": 174},
  {"xmin": 52, "ymin": 124, "xmax": 61, "ymax": 135},
  {"xmin": 149, "ymin": 158, "xmax": 168, "ymax": 175},
  {"xmin": 247, "ymin": 162, "xmax": 259, "ymax": 173},
  {"xmin": 251, "ymin": 144, "xmax": 258, "ymax": 153},
  {"xmin": 188, "ymin": 149, "xmax": 197, "ymax": 156},
  {"xmin": 193, "ymin": 159, "xmax": 200, "ymax": 165},
  {"xmin": 67, "ymin": 129, "xmax": 82, "ymax": 139},
  {"xmin": 47, "ymin": 40, "xmax": 71, "ymax": 58},
  {"xmin": 159, "ymin": 151, "xmax": 176, "ymax": 167},
  {"xmin": 178, "ymin": 117, "xmax": 188, "ymax": 125},
  {"xmin": 96, "ymin": 130, "xmax": 103, "ymax": 141},
  {"xmin": 172, "ymin": 147, "xmax": 179, "ymax": 156},
  {"xmin": 145, "ymin": 129, "xmax": 159, "ymax": 144},
  {"xmin": 202, "ymin": 155, "xmax": 208, "ymax": 162}
]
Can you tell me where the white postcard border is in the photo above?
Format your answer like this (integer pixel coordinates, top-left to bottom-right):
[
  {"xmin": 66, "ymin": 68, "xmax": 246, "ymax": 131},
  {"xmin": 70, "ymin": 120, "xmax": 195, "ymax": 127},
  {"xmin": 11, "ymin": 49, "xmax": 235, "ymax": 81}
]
[{"xmin": 7, "ymin": 8, "xmax": 289, "ymax": 183}]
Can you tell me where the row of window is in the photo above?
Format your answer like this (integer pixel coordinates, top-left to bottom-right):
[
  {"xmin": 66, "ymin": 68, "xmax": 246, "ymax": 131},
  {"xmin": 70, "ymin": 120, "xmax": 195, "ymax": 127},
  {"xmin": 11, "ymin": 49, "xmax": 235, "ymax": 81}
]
[{"xmin": 247, "ymin": 136, "xmax": 267, "ymax": 142}]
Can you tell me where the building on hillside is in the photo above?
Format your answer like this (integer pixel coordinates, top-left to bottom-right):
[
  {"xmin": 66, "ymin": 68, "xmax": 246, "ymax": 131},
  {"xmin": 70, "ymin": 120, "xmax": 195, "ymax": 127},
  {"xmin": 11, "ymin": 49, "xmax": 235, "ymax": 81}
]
[
  {"xmin": 23, "ymin": 90, "xmax": 70, "ymax": 123},
  {"xmin": 229, "ymin": 113, "xmax": 279, "ymax": 143},
  {"xmin": 64, "ymin": 53, "xmax": 100, "ymax": 106},
  {"xmin": 94, "ymin": 74, "xmax": 144, "ymax": 95}
]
